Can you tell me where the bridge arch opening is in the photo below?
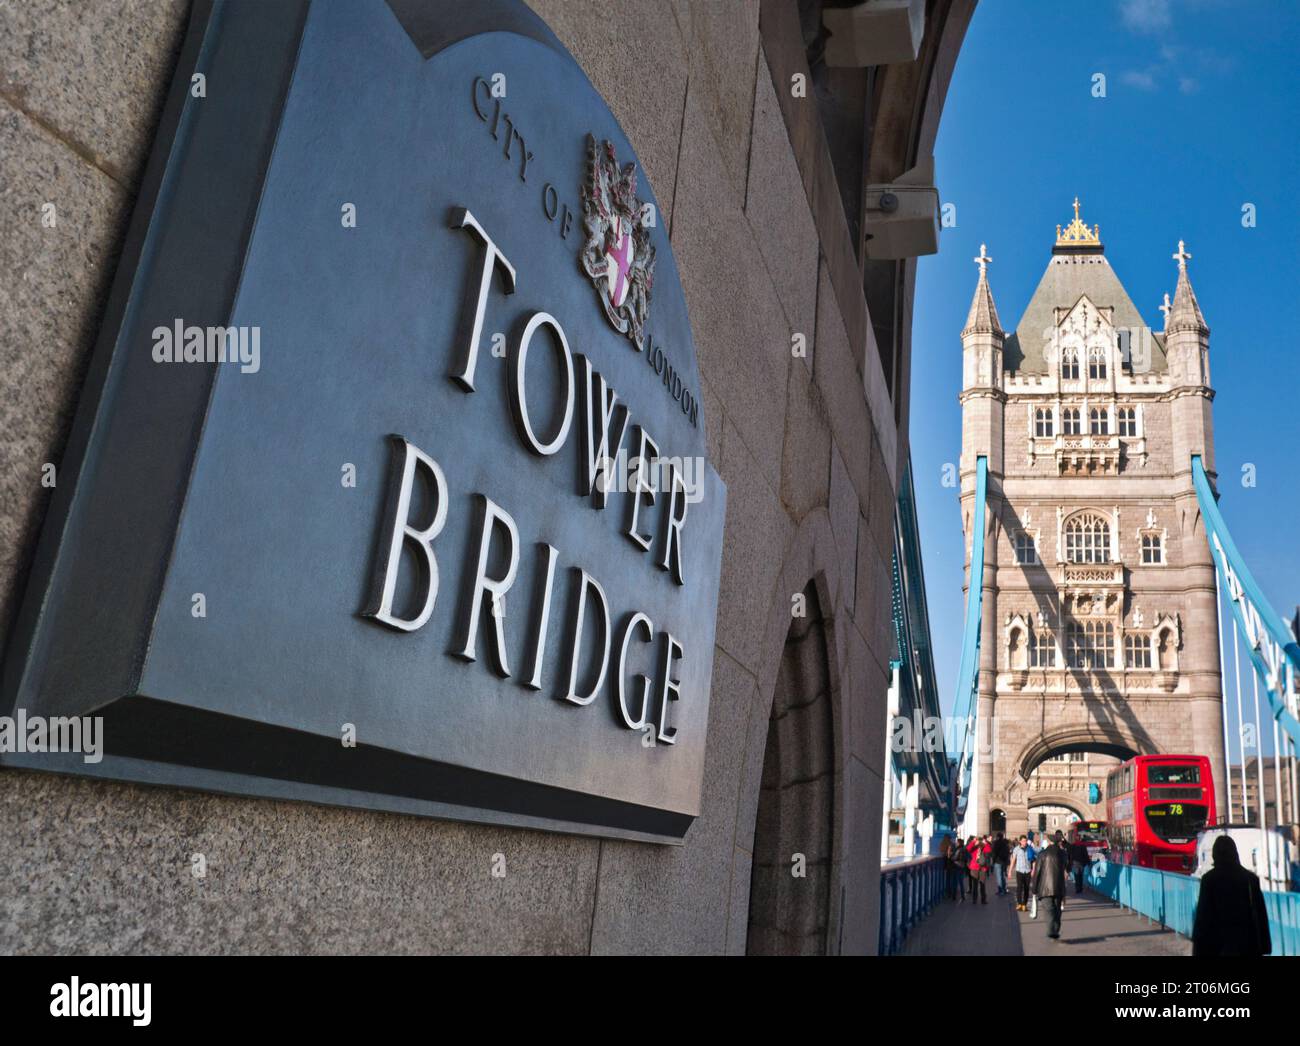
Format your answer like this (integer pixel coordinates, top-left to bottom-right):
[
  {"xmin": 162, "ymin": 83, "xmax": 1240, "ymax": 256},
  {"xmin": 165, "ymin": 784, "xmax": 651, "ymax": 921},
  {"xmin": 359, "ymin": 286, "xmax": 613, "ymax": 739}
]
[
  {"xmin": 746, "ymin": 581, "xmax": 836, "ymax": 956},
  {"xmin": 1026, "ymin": 794, "xmax": 1089, "ymax": 838},
  {"xmin": 1015, "ymin": 724, "xmax": 1151, "ymax": 783},
  {"xmin": 1026, "ymin": 794, "xmax": 1088, "ymax": 820}
]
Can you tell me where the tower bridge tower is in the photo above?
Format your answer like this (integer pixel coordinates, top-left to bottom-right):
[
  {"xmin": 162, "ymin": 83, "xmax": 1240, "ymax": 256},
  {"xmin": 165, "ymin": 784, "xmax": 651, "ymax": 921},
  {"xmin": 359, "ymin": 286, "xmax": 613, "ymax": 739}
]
[{"xmin": 958, "ymin": 200, "xmax": 1227, "ymax": 836}]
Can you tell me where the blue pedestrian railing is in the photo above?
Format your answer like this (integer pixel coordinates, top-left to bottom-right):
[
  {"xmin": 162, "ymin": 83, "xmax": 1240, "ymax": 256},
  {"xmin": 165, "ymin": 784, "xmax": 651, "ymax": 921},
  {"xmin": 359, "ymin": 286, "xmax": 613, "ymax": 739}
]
[
  {"xmin": 879, "ymin": 855, "xmax": 946, "ymax": 955},
  {"xmin": 1085, "ymin": 861, "xmax": 1300, "ymax": 956}
]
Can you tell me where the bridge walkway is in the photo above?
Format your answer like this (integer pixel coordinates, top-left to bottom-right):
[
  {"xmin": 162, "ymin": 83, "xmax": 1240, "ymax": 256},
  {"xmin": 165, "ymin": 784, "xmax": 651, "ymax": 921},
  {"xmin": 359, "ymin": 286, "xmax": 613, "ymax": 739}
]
[{"xmin": 898, "ymin": 883, "xmax": 1191, "ymax": 957}]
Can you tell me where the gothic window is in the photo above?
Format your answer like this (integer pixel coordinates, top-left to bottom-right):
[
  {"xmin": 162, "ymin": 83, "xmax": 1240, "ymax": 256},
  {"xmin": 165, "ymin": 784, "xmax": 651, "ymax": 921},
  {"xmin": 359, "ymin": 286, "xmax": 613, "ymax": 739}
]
[
  {"xmin": 1093, "ymin": 622, "xmax": 1115, "ymax": 668},
  {"xmin": 1030, "ymin": 631, "xmax": 1056, "ymax": 668},
  {"xmin": 1117, "ymin": 406, "xmax": 1137, "ymax": 437},
  {"xmin": 1066, "ymin": 623, "xmax": 1083, "ymax": 668},
  {"xmin": 1141, "ymin": 532, "xmax": 1163, "ymax": 564},
  {"xmin": 1124, "ymin": 633, "xmax": 1152, "ymax": 669},
  {"xmin": 1034, "ymin": 408, "xmax": 1054, "ymax": 437},
  {"xmin": 1061, "ymin": 407, "xmax": 1081, "ymax": 435},
  {"xmin": 1088, "ymin": 345, "xmax": 1107, "ymax": 380},
  {"xmin": 1089, "ymin": 407, "xmax": 1109, "ymax": 435},
  {"xmin": 1067, "ymin": 620, "xmax": 1114, "ymax": 669},
  {"xmin": 1064, "ymin": 512, "xmax": 1111, "ymax": 563},
  {"xmin": 1014, "ymin": 531, "xmax": 1038, "ymax": 565},
  {"xmin": 1061, "ymin": 347, "xmax": 1080, "ymax": 381}
]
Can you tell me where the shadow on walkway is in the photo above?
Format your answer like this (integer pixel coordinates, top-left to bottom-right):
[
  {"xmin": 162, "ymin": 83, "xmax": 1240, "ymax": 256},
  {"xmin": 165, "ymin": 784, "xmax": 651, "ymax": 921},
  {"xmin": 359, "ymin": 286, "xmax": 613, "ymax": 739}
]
[{"xmin": 898, "ymin": 887, "xmax": 1191, "ymax": 957}]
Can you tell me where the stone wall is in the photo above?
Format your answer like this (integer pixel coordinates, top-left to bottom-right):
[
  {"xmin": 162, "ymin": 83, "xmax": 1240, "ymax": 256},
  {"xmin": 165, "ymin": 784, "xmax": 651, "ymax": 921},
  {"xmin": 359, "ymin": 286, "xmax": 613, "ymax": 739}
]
[{"xmin": 0, "ymin": 1, "xmax": 901, "ymax": 953}]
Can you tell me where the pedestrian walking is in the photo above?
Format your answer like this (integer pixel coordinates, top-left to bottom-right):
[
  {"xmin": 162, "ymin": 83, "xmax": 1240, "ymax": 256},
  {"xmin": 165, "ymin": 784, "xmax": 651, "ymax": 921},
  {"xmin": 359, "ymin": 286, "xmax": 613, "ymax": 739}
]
[
  {"xmin": 1068, "ymin": 837, "xmax": 1089, "ymax": 894},
  {"xmin": 1032, "ymin": 831, "xmax": 1067, "ymax": 939},
  {"xmin": 949, "ymin": 836, "xmax": 967, "ymax": 902},
  {"xmin": 1011, "ymin": 834, "xmax": 1033, "ymax": 910},
  {"xmin": 992, "ymin": 831, "xmax": 1010, "ymax": 896},
  {"xmin": 1192, "ymin": 836, "xmax": 1272, "ymax": 957},
  {"xmin": 967, "ymin": 834, "xmax": 991, "ymax": 904}
]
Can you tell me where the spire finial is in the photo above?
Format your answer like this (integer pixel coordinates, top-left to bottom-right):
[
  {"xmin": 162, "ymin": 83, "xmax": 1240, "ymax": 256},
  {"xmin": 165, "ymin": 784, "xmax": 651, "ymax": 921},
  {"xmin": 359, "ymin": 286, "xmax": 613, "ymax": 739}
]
[
  {"xmin": 973, "ymin": 243, "xmax": 992, "ymax": 276},
  {"xmin": 1055, "ymin": 198, "xmax": 1101, "ymax": 248},
  {"xmin": 1159, "ymin": 293, "xmax": 1172, "ymax": 326},
  {"xmin": 1173, "ymin": 239, "xmax": 1192, "ymax": 272}
]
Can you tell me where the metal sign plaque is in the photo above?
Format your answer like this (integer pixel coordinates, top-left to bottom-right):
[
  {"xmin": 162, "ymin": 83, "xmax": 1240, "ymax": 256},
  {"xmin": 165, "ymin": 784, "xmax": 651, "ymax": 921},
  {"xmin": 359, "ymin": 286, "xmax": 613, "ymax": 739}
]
[{"xmin": 1, "ymin": 0, "xmax": 726, "ymax": 843}]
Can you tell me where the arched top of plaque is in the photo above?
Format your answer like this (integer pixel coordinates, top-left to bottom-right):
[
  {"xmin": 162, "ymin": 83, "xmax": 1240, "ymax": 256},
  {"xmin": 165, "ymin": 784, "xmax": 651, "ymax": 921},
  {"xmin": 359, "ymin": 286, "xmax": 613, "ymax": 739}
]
[{"xmin": 375, "ymin": 0, "xmax": 709, "ymax": 460}]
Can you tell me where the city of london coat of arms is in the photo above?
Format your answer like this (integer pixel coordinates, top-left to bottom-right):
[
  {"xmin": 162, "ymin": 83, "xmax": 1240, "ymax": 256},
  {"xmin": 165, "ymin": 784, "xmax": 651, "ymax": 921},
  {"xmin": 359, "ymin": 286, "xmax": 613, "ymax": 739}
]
[{"xmin": 579, "ymin": 135, "xmax": 656, "ymax": 350}]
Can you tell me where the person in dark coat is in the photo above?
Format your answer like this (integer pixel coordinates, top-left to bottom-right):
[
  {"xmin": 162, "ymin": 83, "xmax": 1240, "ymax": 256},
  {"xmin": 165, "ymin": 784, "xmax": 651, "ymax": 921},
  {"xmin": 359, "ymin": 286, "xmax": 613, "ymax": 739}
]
[
  {"xmin": 992, "ymin": 832, "xmax": 1011, "ymax": 896},
  {"xmin": 1192, "ymin": 836, "xmax": 1273, "ymax": 957},
  {"xmin": 1068, "ymin": 838, "xmax": 1090, "ymax": 894},
  {"xmin": 949, "ymin": 836, "xmax": 967, "ymax": 902},
  {"xmin": 1033, "ymin": 831, "xmax": 1067, "ymax": 939}
]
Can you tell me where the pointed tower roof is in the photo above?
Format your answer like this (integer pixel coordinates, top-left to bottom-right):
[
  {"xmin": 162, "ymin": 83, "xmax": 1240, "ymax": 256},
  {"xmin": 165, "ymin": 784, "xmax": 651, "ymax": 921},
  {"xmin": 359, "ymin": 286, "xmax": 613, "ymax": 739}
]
[
  {"xmin": 1167, "ymin": 239, "xmax": 1209, "ymax": 335},
  {"xmin": 962, "ymin": 243, "xmax": 1003, "ymax": 337},
  {"xmin": 1003, "ymin": 198, "xmax": 1167, "ymax": 373}
]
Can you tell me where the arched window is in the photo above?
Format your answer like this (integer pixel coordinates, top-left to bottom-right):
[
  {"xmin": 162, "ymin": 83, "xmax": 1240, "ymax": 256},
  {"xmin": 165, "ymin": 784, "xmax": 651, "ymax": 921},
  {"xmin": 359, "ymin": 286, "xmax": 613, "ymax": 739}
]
[
  {"xmin": 1061, "ymin": 347, "xmax": 1080, "ymax": 381},
  {"xmin": 1124, "ymin": 633, "xmax": 1151, "ymax": 669},
  {"xmin": 1117, "ymin": 406, "xmax": 1137, "ymax": 437},
  {"xmin": 1061, "ymin": 407, "xmax": 1081, "ymax": 435},
  {"xmin": 1064, "ymin": 512, "xmax": 1111, "ymax": 563},
  {"xmin": 1088, "ymin": 345, "xmax": 1107, "ymax": 380},
  {"xmin": 1089, "ymin": 407, "xmax": 1109, "ymax": 435},
  {"xmin": 1034, "ymin": 408, "xmax": 1054, "ymax": 437}
]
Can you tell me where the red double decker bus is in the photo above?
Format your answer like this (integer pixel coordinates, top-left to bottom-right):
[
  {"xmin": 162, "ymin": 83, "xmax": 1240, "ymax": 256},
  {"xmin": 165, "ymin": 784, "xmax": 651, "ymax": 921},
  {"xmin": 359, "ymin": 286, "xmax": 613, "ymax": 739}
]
[
  {"xmin": 1105, "ymin": 755, "xmax": 1215, "ymax": 873},
  {"xmin": 1067, "ymin": 819, "xmax": 1109, "ymax": 860}
]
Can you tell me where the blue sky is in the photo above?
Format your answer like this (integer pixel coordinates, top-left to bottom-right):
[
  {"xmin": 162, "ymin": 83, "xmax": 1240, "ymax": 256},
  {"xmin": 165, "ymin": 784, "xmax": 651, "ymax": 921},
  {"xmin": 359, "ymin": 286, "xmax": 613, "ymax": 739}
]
[{"xmin": 911, "ymin": 0, "xmax": 1300, "ymax": 736}]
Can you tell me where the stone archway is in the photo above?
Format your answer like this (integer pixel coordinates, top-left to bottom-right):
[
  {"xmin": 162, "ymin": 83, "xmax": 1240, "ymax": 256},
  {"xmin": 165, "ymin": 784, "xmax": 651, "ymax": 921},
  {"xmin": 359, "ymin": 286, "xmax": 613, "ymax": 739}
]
[
  {"xmin": 1026, "ymin": 792, "xmax": 1088, "ymax": 820},
  {"xmin": 746, "ymin": 581, "xmax": 836, "ymax": 956},
  {"xmin": 1026, "ymin": 793, "xmax": 1088, "ymax": 838},
  {"xmin": 1014, "ymin": 722, "xmax": 1152, "ymax": 783},
  {"xmin": 997, "ymin": 724, "xmax": 1149, "ymax": 836}
]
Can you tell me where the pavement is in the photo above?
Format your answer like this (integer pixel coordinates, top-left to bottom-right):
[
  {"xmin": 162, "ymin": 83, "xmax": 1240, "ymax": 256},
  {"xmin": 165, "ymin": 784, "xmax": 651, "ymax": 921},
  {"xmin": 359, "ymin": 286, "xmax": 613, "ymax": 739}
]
[{"xmin": 898, "ymin": 882, "xmax": 1192, "ymax": 957}]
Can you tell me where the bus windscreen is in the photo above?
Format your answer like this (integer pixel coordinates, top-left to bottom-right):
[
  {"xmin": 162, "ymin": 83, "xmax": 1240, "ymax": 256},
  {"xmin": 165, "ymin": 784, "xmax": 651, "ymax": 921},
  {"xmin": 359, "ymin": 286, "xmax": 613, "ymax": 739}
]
[{"xmin": 1142, "ymin": 802, "xmax": 1208, "ymax": 844}]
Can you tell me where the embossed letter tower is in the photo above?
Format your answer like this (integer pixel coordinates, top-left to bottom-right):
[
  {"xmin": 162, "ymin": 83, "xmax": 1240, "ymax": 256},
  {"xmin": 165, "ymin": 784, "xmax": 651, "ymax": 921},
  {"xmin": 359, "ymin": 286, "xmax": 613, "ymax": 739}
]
[{"xmin": 959, "ymin": 201, "xmax": 1227, "ymax": 835}]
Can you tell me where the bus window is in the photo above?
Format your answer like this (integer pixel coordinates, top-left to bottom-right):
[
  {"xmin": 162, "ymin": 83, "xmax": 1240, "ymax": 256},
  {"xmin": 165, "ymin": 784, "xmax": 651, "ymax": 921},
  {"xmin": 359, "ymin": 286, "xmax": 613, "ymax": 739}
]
[
  {"xmin": 1142, "ymin": 802, "xmax": 1208, "ymax": 845},
  {"xmin": 1148, "ymin": 764, "xmax": 1200, "ymax": 785}
]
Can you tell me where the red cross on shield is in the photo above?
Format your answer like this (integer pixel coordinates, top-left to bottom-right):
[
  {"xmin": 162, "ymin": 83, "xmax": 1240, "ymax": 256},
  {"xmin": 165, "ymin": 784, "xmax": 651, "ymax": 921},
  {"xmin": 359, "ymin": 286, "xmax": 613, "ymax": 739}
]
[{"xmin": 604, "ymin": 218, "xmax": 634, "ymax": 310}]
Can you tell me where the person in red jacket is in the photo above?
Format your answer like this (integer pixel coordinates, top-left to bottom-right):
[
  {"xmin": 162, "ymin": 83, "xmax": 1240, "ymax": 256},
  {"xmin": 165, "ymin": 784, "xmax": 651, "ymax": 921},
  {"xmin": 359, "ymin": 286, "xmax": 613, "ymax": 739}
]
[{"xmin": 967, "ymin": 835, "xmax": 992, "ymax": 904}]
